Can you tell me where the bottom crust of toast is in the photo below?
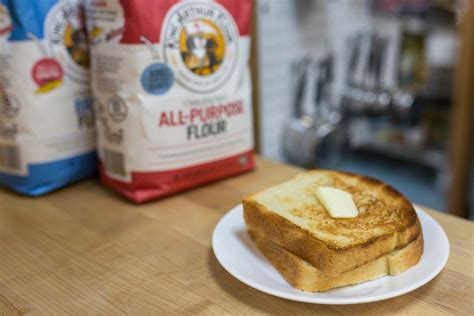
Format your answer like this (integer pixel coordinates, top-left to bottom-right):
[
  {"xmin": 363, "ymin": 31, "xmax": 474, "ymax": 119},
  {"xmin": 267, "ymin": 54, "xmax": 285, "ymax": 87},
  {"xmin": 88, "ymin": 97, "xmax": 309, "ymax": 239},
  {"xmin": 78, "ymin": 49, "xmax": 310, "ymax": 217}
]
[
  {"xmin": 243, "ymin": 198, "xmax": 422, "ymax": 276},
  {"xmin": 249, "ymin": 230, "xmax": 424, "ymax": 292}
]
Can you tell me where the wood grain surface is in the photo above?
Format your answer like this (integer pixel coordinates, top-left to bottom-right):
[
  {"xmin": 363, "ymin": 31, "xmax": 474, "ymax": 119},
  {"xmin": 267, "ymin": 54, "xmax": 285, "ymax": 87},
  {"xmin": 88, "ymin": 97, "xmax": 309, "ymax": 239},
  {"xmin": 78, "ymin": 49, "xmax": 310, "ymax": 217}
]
[{"xmin": 0, "ymin": 157, "xmax": 473, "ymax": 315}]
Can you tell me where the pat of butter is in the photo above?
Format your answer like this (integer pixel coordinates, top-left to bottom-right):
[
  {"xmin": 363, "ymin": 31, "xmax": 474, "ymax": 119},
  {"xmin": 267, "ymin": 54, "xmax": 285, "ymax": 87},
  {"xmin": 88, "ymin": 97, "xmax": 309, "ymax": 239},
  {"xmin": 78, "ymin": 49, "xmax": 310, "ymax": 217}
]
[{"xmin": 315, "ymin": 186, "xmax": 359, "ymax": 218}]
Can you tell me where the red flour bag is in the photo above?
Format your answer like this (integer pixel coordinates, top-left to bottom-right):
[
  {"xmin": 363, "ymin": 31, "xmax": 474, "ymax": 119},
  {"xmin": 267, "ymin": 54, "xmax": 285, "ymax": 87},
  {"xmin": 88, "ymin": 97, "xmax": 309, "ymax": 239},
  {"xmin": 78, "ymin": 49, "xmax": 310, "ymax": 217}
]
[{"xmin": 86, "ymin": 0, "xmax": 254, "ymax": 202}]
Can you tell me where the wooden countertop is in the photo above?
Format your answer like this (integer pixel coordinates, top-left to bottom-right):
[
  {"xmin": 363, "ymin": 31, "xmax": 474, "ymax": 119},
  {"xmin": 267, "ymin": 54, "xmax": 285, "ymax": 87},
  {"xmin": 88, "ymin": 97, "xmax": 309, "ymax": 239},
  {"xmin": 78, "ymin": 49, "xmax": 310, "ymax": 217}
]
[{"xmin": 0, "ymin": 157, "xmax": 473, "ymax": 314}]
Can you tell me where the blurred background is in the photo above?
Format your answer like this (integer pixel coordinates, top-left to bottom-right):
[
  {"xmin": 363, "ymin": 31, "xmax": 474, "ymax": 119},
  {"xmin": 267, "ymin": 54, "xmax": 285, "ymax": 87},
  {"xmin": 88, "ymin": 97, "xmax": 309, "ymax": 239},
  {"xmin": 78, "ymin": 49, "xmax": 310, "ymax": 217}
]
[{"xmin": 250, "ymin": 0, "xmax": 473, "ymax": 218}]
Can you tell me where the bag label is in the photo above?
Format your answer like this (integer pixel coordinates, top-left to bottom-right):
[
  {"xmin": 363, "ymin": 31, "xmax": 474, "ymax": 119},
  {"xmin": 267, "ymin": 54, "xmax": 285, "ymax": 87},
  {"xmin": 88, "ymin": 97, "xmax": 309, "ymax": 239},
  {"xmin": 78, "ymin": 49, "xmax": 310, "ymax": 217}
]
[
  {"xmin": 88, "ymin": 0, "xmax": 253, "ymax": 184},
  {"xmin": 161, "ymin": 1, "xmax": 239, "ymax": 93},
  {"xmin": 0, "ymin": 0, "xmax": 95, "ymax": 176}
]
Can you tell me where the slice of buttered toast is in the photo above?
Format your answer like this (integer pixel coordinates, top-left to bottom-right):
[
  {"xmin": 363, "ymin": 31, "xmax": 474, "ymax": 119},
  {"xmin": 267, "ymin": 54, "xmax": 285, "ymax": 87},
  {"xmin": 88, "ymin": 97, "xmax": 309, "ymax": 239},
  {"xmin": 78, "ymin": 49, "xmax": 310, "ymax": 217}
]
[
  {"xmin": 243, "ymin": 170, "xmax": 422, "ymax": 276},
  {"xmin": 249, "ymin": 230, "xmax": 423, "ymax": 292}
]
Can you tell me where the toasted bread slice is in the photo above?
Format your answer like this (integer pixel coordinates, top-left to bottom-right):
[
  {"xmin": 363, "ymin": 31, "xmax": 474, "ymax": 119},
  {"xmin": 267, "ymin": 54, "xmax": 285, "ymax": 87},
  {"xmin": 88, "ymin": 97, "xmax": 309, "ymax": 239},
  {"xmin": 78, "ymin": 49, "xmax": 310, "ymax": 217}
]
[
  {"xmin": 249, "ymin": 230, "xmax": 423, "ymax": 292},
  {"xmin": 243, "ymin": 170, "xmax": 421, "ymax": 276}
]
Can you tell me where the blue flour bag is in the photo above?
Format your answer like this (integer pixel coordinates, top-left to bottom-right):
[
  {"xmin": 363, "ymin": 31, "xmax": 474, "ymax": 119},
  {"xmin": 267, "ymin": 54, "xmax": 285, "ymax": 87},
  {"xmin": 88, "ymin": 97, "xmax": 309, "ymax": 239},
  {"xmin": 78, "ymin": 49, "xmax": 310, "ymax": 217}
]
[{"xmin": 0, "ymin": 0, "xmax": 96, "ymax": 196}]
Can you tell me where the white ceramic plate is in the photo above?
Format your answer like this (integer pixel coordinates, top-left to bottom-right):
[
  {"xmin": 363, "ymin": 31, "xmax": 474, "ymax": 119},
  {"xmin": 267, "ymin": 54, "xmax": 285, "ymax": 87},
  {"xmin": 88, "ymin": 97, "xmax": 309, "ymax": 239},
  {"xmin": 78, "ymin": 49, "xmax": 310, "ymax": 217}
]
[{"xmin": 212, "ymin": 204, "xmax": 449, "ymax": 304}]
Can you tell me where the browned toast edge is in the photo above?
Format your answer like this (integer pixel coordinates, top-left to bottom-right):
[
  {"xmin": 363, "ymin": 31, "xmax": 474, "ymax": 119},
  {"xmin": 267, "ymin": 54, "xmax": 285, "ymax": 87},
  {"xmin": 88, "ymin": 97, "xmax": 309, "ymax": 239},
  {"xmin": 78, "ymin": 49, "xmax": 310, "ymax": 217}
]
[
  {"xmin": 243, "ymin": 171, "xmax": 422, "ymax": 276},
  {"xmin": 249, "ymin": 229, "xmax": 423, "ymax": 292}
]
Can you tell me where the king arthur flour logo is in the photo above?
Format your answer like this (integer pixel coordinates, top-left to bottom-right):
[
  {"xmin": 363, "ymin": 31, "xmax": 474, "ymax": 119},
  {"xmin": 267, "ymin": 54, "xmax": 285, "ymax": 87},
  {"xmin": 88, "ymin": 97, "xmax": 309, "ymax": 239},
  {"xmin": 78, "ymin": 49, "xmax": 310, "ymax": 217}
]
[
  {"xmin": 45, "ymin": 1, "xmax": 89, "ymax": 84},
  {"xmin": 162, "ymin": 2, "xmax": 239, "ymax": 93}
]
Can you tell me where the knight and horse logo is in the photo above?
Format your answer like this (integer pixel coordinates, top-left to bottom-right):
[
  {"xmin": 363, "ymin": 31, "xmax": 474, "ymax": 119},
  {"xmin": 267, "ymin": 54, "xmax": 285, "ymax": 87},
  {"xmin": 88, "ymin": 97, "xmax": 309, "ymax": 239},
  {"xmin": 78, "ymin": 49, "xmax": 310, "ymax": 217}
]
[
  {"xmin": 63, "ymin": 9, "xmax": 89, "ymax": 69},
  {"xmin": 162, "ymin": 2, "xmax": 239, "ymax": 93},
  {"xmin": 180, "ymin": 19, "xmax": 225, "ymax": 76},
  {"xmin": 45, "ymin": 1, "xmax": 89, "ymax": 85}
]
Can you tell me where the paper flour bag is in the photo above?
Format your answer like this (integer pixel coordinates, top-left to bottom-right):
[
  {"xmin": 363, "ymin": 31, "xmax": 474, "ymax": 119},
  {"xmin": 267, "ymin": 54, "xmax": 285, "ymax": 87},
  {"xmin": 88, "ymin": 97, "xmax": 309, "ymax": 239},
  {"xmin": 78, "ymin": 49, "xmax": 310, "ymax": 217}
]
[
  {"xmin": 87, "ymin": 0, "xmax": 254, "ymax": 202},
  {"xmin": 0, "ymin": 0, "xmax": 96, "ymax": 196}
]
